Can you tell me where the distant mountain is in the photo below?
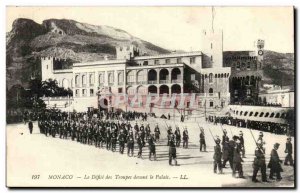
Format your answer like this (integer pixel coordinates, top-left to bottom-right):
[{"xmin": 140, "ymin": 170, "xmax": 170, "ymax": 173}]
[
  {"xmin": 6, "ymin": 18, "xmax": 294, "ymax": 89},
  {"xmin": 6, "ymin": 18, "xmax": 170, "ymax": 89}
]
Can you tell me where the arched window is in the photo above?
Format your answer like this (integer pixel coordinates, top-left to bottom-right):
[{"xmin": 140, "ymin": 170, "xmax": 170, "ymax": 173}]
[
  {"xmin": 275, "ymin": 113, "xmax": 280, "ymax": 118},
  {"xmin": 254, "ymin": 112, "xmax": 259, "ymax": 117},
  {"xmin": 259, "ymin": 112, "xmax": 264, "ymax": 117},
  {"xmin": 89, "ymin": 74, "xmax": 94, "ymax": 85},
  {"xmin": 75, "ymin": 75, "xmax": 79, "ymax": 85},
  {"xmin": 209, "ymin": 88, "xmax": 213, "ymax": 93},
  {"xmin": 209, "ymin": 73, "xmax": 213, "ymax": 83},
  {"xmin": 82, "ymin": 75, "xmax": 86, "ymax": 86},
  {"xmin": 270, "ymin": 113, "xmax": 275, "ymax": 118},
  {"xmin": 249, "ymin": 112, "xmax": 253, "ymax": 116},
  {"xmin": 240, "ymin": 111, "xmax": 243, "ymax": 116},
  {"xmin": 264, "ymin": 112, "xmax": 270, "ymax": 117},
  {"xmin": 244, "ymin": 111, "xmax": 248, "ymax": 116},
  {"xmin": 99, "ymin": 73, "xmax": 104, "ymax": 85}
]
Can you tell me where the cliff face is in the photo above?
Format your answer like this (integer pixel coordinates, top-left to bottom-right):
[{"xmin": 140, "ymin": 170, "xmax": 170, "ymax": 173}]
[
  {"xmin": 6, "ymin": 18, "xmax": 294, "ymax": 89},
  {"xmin": 6, "ymin": 18, "xmax": 170, "ymax": 89}
]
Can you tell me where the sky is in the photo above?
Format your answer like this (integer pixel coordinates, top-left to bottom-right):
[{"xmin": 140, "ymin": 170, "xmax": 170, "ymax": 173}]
[{"xmin": 6, "ymin": 6, "xmax": 294, "ymax": 53}]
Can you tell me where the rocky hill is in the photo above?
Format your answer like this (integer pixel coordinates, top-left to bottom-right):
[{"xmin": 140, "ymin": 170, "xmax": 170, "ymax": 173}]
[
  {"xmin": 6, "ymin": 18, "xmax": 294, "ymax": 89},
  {"xmin": 6, "ymin": 18, "xmax": 170, "ymax": 89}
]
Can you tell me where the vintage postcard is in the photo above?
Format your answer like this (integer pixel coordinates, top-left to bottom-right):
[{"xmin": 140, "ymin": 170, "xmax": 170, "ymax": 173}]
[{"xmin": 6, "ymin": 6, "xmax": 295, "ymax": 188}]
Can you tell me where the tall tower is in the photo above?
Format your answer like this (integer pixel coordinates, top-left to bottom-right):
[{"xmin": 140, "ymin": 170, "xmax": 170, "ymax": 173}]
[
  {"xmin": 201, "ymin": 29, "xmax": 223, "ymax": 68},
  {"xmin": 41, "ymin": 56, "xmax": 54, "ymax": 81},
  {"xmin": 116, "ymin": 45, "xmax": 140, "ymax": 60},
  {"xmin": 255, "ymin": 39, "xmax": 265, "ymax": 69}
]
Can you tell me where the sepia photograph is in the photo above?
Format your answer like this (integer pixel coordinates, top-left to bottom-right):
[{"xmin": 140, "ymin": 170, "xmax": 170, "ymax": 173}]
[{"xmin": 5, "ymin": 6, "xmax": 295, "ymax": 188}]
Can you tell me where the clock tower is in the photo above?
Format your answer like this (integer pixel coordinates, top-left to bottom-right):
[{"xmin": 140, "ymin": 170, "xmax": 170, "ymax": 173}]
[{"xmin": 256, "ymin": 39, "xmax": 265, "ymax": 69}]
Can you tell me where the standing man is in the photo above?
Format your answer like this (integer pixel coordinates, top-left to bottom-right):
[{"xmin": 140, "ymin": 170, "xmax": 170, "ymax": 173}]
[
  {"xmin": 148, "ymin": 134, "xmax": 157, "ymax": 161},
  {"xmin": 268, "ymin": 143, "xmax": 283, "ymax": 181},
  {"xmin": 174, "ymin": 126, "xmax": 181, "ymax": 147},
  {"xmin": 213, "ymin": 136, "xmax": 223, "ymax": 174},
  {"xmin": 169, "ymin": 135, "xmax": 178, "ymax": 166},
  {"xmin": 118, "ymin": 130, "xmax": 126, "ymax": 154},
  {"xmin": 28, "ymin": 119, "xmax": 33, "ymax": 134},
  {"xmin": 137, "ymin": 132, "xmax": 143, "ymax": 159},
  {"xmin": 284, "ymin": 137, "xmax": 293, "ymax": 166},
  {"xmin": 127, "ymin": 131, "xmax": 134, "ymax": 157},
  {"xmin": 199, "ymin": 127, "xmax": 206, "ymax": 152},
  {"xmin": 232, "ymin": 138, "xmax": 244, "ymax": 178},
  {"xmin": 252, "ymin": 140, "xmax": 268, "ymax": 183},
  {"xmin": 154, "ymin": 123, "xmax": 160, "ymax": 142},
  {"xmin": 182, "ymin": 126, "xmax": 189, "ymax": 149},
  {"xmin": 239, "ymin": 131, "xmax": 246, "ymax": 158}
]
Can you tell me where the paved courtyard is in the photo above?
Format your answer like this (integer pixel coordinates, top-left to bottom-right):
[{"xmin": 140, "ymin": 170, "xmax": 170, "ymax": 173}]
[{"xmin": 6, "ymin": 117, "xmax": 295, "ymax": 187}]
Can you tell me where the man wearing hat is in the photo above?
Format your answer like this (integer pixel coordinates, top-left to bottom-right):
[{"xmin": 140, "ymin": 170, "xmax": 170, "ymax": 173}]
[
  {"xmin": 148, "ymin": 134, "xmax": 157, "ymax": 161},
  {"xmin": 169, "ymin": 134, "xmax": 178, "ymax": 166},
  {"xmin": 183, "ymin": 126, "xmax": 189, "ymax": 149},
  {"xmin": 167, "ymin": 126, "xmax": 172, "ymax": 146},
  {"xmin": 28, "ymin": 119, "xmax": 33, "ymax": 134},
  {"xmin": 174, "ymin": 126, "xmax": 181, "ymax": 147},
  {"xmin": 222, "ymin": 129, "xmax": 228, "ymax": 146},
  {"xmin": 268, "ymin": 143, "xmax": 283, "ymax": 180},
  {"xmin": 239, "ymin": 131, "xmax": 246, "ymax": 158},
  {"xmin": 118, "ymin": 130, "xmax": 126, "ymax": 154},
  {"xmin": 199, "ymin": 127, "xmax": 206, "ymax": 152},
  {"xmin": 137, "ymin": 132, "xmax": 144, "ymax": 158},
  {"xmin": 252, "ymin": 139, "xmax": 268, "ymax": 182},
  {"xmin": 154, "ymin": 123, "xmax": 160, "ymax": 142},
  {"xmin": 284, "ymin": 137, "xmax": 293, "ymax": 166},
  {"xmin": 232, "ymin": 138, "xmax": 244, "ymax": 178},
  {"xmin": 213, "ymin": 136, "xmax": 223, "ymax": 174},
  {"xmin": 127, "ymin": 130, "xmax": 134, "ymax": 157}
]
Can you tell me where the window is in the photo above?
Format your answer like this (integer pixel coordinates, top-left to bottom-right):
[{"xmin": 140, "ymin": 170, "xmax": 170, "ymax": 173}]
[
  {"xmin": 82, "ymin": 89, "xmax": 86, "ymax": 96},
  {"xmin": 166, "ymin": 59, "xmax": 170, "ymax": 64},
  {"xmin": 127, "ymin": 71, "xmax": 135, "ymax": 83},
  {"xmin": 270, "ymin": 113, "xmax": 275, "ymax": 118},
  {"xmin": 237, "ymin": 62, "xmax": 240, "ymax": 70},
  {"xmin": 249, "ymin": 112, "xmax": 253, "ymax": 116},
  {"xmin": 211, "ymin": 55, "xmax": 213, "ymax": 62},
  {"xmin": 254, "ymin": 112, "xmax": 259, "ymax": 117},
  {"xmin": 82, "ymin": 75, "xmax": 86, "ymax": 86},
  {"xmin": 244, "ymin": 111, "xmax": 248, "ymax": 116},
  {"xmin": 118, "ymin": 72, "xmax": 124, "ymax": 85},
  {"xmin": 143, "ymin": 61, "xmax": 148, "ymax": 66},
  {"xmin": 118, "ymin": 88, "xmax": 123, "ymax": 93},
  {"xmin": 46, "ymin": 65, "xmax": 48, "ymax": 69},
  {"xmin": 280, "ymin": 113, "xmax": 286, "ymax": 118},
  {"xmin": 264, "ymin": 113, "xmax": 270, "ymax": 117},
  {"xmin": 90, "ymin": 89, "xmax": 94, "ymax": 96},
  {"xmin": 75, "ymin": 75, "xmax": 79, "ymax": 86},
  {"xmin": 209, "ymin": 88, "xmax": 213, "ymax": 94},
  {"xmin": 75, "ymin": 89, "xmax": 79, "ymax": 97},
  {"xmin": 108, "ymin": 72, "xmax": 114, "ymax": 84},
  {"xmin": 240, "ymin": 111, "xmax": 243, "ymax": 116},
  {"xmin": 211, "ymin": 43, "xmax": 213, "ymax": 49},
  {"xmin": 154, "ymin": 60, "xmax": 159, "ymax": 65},
  {"xmin": 209, "ymin": 101, "xmax": 213, "ymax": 107},
  {"xmin": 99, "ymin": 73, "xmax": 104, "ymax": 85},
  {"xmin": 177, "ymin": 58, "xmax": 182, "ymax": 63},
  {"xmin": 191, "ymin": 74, "xmax": 195, "ymax": 81},
  {"xmin": 259, "ymin": 112, "xmax": 264, "ymax": 117},
  {"xmin": 236, "ymin": 111, "xmax": 239, "ymax": 115},
  {"xmin": 247, "ymin": 89, "xmax": 251, "ymax": 96},
  {"xmin": 190, "ymin": 57, "xmax": 195, "ymax": 64},
  {"xmin": 247, "ymin": 62, "xmax": 251, "ymax": 69},
  {"xmin": 89, "ymin": 74, "xmax": 94, "ymax": 85},
  {"xmin": 275, "ymin": 113, "xmax": 280, "ymax": 118},
  {"xmin": 209, "ymin": 73, "xmax": 213, "ymax": 83}
]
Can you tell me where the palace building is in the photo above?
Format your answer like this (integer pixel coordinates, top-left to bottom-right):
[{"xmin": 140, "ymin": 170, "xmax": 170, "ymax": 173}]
[{"xmin": 41, "ymin": 29, "xmax": 264, "ymax": 113}]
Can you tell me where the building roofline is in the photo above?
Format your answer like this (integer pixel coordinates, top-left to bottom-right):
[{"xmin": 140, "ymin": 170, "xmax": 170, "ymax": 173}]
[
  {"xmin": 133, "ymin": 51, "xmax": 202, "ymax": 60},
  {"xmin": 73, "ymin": 59, "xmax": 127, "ymax": 67}
]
